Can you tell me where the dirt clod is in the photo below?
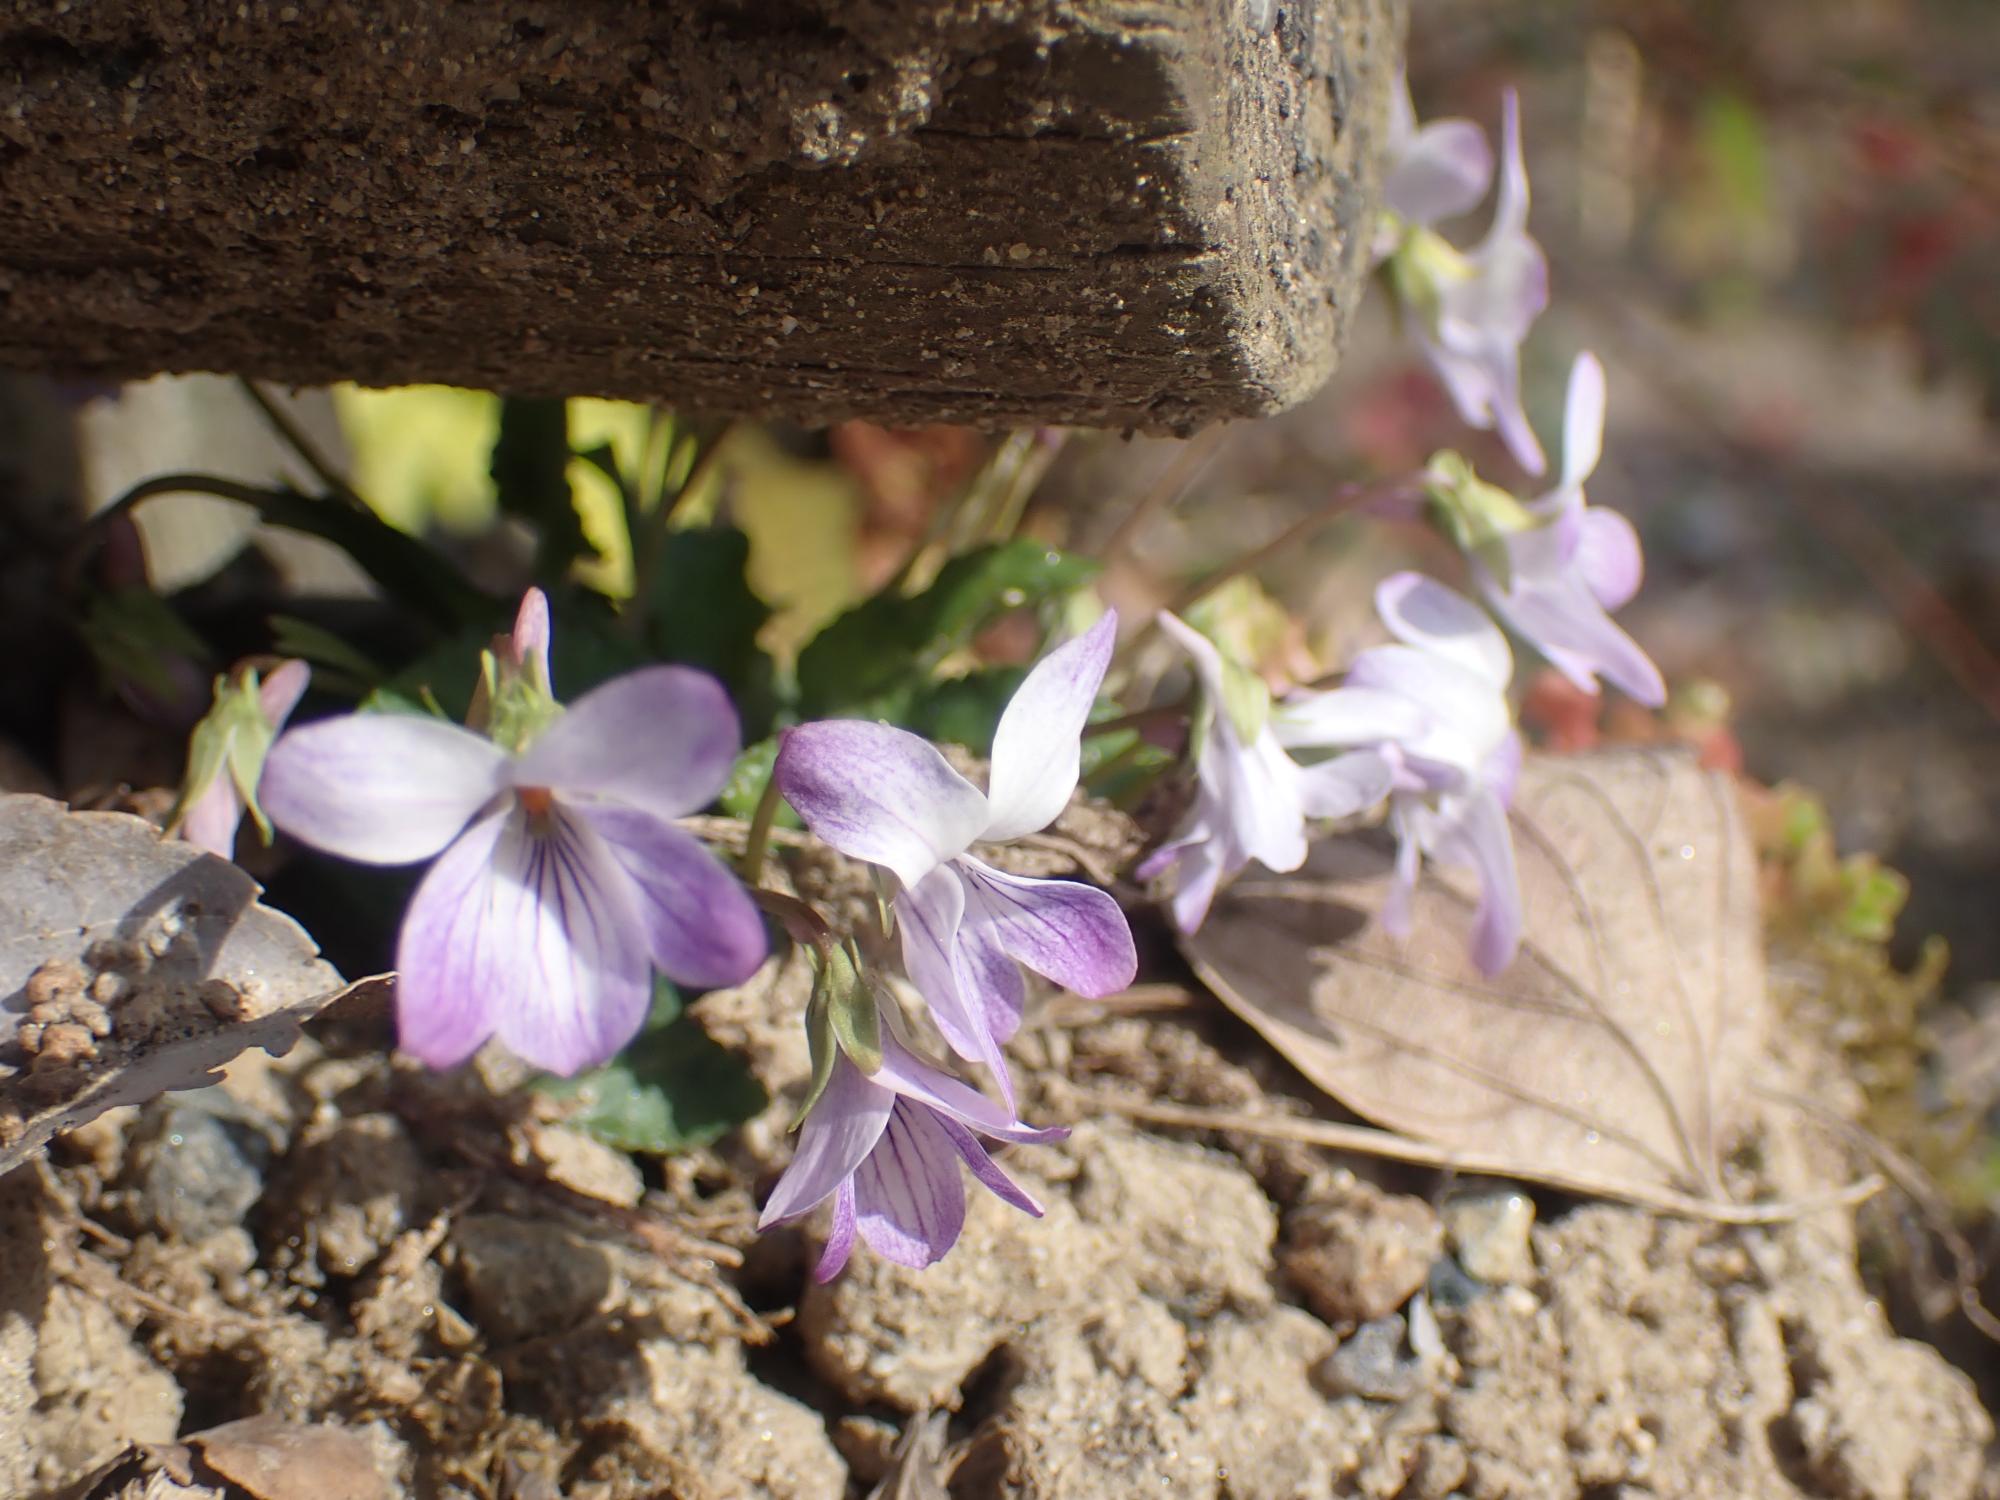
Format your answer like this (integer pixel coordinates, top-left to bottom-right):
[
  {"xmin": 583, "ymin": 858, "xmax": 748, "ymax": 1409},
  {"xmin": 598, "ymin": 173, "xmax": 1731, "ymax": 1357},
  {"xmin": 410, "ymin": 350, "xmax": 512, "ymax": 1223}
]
[{"xmin": 1281, "ymin": 1176, "xmax": 1444, "ymax": 1324}]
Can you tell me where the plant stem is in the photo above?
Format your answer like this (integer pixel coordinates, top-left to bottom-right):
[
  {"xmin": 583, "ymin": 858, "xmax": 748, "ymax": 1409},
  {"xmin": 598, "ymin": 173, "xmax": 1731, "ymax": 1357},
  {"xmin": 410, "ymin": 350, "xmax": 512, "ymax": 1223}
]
[
  {"xmin": 737, "ymin": 767, "xmax": 785, "ymax": 885},
  {"xmin": 237, "ymin": 378, "xmax": 370, "ymax": 512}
]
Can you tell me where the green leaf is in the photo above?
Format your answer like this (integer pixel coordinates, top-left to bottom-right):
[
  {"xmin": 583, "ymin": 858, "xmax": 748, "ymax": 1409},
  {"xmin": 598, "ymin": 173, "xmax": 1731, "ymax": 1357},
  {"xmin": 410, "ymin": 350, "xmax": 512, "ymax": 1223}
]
[
  {"xmin": 719, "ymin": 737, "xmax": 802, "ymax": 828},
  {"xmin": 251, "ymin": 488, "xmax": 496, "ymax": 631},
  {"xmin": 538, "ymin": 981, "xmax": 766, "ymax": 1154},
  {"xmin": 822, "ymin": 940, "xmax": 882, "ymax": 1075},
  {"xmin": 908, "ymin": 667, "xmax": 1030, "ymax": 753},
  {"xmin": 492, "ymin": 397, "xmax": 593, "ymax": 580},
  {"xmin": 797, "ymin": 540, "xmax": 1097, "ymax": 720},
  {"xmin": 268, "ymin": 614, "xmax": 387, "ymax": 697},
  {"xmin": 642, "ymin": 526, "xmax": 778, "ymax": 741}
]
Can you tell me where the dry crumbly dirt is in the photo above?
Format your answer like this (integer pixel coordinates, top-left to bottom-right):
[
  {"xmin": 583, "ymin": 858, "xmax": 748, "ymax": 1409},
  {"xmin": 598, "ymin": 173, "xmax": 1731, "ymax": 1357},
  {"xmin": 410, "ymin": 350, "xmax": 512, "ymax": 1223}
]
[{"xmin": 1, "ymin": 957, "xmax": 1992, "ymax": 1500}]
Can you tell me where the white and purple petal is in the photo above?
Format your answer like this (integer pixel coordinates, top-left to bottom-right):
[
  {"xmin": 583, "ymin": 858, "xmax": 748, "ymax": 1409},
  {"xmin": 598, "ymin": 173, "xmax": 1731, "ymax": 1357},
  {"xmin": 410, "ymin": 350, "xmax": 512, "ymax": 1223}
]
[
  {"xmin": 895, "ymin": 866, "xmax": 1017, "ymax": 1095},
  {"xmin": 934, "ymin": 1115, "xmax": 1045, "ymax": 1216},
  {"xmin": 515, "ymin": 665, "xmax": 740, "ymax": 819},
  {"xmin": 180, "ymin": 777, "xmax": 245, "ymax": 861},
  {"xmin": 1424, "ymin": 789, "xmax": 1523, "ymax": 975},
  {"xmin": 1295, "ymin": 748, "xmax": 1395, "ymax": 819},
  {"xmin": 392, "ymin": 807, "xmax": 514, "ymax": 1069},
  {"xmin": 958, "ymin": 856, "xmax": 1137, "ymax": 1006},
  {"xmin": 575, "ymin": 802, "xmax": 769, "ymax": 989},
  {"xmin": 852, "ymin": 1102, "xmax": 968, "ymax": 1270},
  {"xmin": 981, "ymin": 610, "xmax": 1116, "ymax": 843},
  {"xmin": 758, "ymin": 1050, "xmax": 895, "ymax": 1229},
  {"xmin": 777, "ymin": 721, "xmax": 990, "ymax": 891},
  {"xmin": 1558, "ymin": 351, "xmax": 1607, "ymax": 495},
  {"xmin": 1574, "ymin": 507, "xmax": 1644, "ymax": 612},
  {"xmin": 1385, "ymin": 119, "xmax": 1494, "ymax": 228},
  {"xmin": 263, "ymin": 713, "xmax": 508, "ymax": 865},
  {"xmin": 1374, "ymin": 573, "xmax": 1513, "ymax": 689}
]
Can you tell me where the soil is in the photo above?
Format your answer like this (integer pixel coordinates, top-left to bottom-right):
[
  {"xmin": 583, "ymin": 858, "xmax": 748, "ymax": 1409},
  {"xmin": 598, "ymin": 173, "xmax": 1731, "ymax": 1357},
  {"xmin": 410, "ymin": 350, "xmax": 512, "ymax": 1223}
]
[{"xmin": 4, "ymin": 913, "xmax": 1992, "ymax": 1499}]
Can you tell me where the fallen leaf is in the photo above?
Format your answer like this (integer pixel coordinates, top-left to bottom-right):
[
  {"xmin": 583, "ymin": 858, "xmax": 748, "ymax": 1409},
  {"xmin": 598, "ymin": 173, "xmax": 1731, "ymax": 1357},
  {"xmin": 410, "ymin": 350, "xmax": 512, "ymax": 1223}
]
[
  {"xmin": 1185, "ymin": 749, "xmax": 1766, "ymax": 1206},
  {"xmin": 188, "ymin": 1416, "xmax": 391, "ymax": 1500},
  {"xmin": 1, "ymin": 794, "xmax": 353, "ymax": 1177}
]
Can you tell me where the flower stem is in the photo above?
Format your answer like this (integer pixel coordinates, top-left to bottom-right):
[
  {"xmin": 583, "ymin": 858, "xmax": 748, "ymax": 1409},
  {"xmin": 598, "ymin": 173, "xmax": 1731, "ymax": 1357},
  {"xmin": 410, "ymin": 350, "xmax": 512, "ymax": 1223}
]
[
  {"xmin": 737, "ymin": 767, "xmax": 785, "ymax": 885},
  {"xmin": 237, "ymin": 377, "xmax": 371, "ymax": 513}
]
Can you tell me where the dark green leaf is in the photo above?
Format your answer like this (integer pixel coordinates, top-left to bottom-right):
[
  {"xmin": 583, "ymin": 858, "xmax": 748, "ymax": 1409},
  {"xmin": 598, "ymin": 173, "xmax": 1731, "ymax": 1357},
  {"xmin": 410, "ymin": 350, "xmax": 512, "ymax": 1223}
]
[
  {"xmin": 252, "ymin": 488, "xmax": 495, "ymax": 631},
  {"xmin": 491, "ymin": 397, "xmax": 593, "ymax": 580},
  {"xmin": 796, "ymin": 541, "xmax": 1097, "ymax": 720},
  {"xmin": 642, "ymin": 526, "xmax": 777, "ymax": 741},
  {"xmin": 538, "ymin": 981, "xmax": 766, "ymax": 1154},
  {"xmin": 907, "ymin": 667, "xmax": 1029, "ymax": 753}
]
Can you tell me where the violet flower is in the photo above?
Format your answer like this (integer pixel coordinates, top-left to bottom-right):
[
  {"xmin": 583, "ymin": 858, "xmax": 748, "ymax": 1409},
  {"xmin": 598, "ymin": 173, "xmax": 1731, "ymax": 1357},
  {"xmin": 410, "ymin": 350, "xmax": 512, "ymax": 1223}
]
[
  {"xmin": 172, "ymin": 658, "xmax": 311, "ymax": 860},
  {"xmin": 758, "ymin": 1024, "xmax": 1064, "ymax": 1279},
  {"xmin": 1139, "ymin": 612, "xmax": 1413, "ymax": 934},
  {"xmin": 261, "ymin": 590, "xmax": 767, "ymax": 1075},
  {"xmin": 1276, "ymin": 574, "xmax": 1525, "ymax": 974},
  {"xmin": 775, "ymin": 612, "xmax": 1137, "ymax": 1101},
  {"xmin": 1378, "ymin": 80, "xmax": 1550, "ymax": 476},
  {"xmin": 1431, "ymin": 352, "xmax": 1665, "ymax": 705}
]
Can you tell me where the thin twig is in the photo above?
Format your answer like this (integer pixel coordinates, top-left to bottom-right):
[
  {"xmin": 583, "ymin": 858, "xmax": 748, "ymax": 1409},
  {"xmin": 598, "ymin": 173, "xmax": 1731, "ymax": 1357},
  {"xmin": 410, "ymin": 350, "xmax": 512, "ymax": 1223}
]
[
  {"xmin": 1072, "ymin": 1089, "xmax": 1883, "ymax": 1225},
  {"xmin": 737, "ymin": 770, "xmax": 786, "ymax": 885},
  {"xmin": 1099, "ymin": 426, "xmax": 1230, "ymax": 560},
  {"xmin": 238, "ymin": 377, "xmax": 369, "ymax": 512}
]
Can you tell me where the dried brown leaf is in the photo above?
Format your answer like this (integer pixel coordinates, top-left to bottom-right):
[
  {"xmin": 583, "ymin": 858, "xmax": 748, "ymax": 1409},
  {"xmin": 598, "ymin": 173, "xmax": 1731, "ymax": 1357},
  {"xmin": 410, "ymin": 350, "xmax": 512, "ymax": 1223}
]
[
  {"xmin": 1185, "ymin": 749, "xmax": 1766, "ymax": 1206},
  {"xmin": 1, "ymin": 794, "xmax": 350, "ymax": 1177}
]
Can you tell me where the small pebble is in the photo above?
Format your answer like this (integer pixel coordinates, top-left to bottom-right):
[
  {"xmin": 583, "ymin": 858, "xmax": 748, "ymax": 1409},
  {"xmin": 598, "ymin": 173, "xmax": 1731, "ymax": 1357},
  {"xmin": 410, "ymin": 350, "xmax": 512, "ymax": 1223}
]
[
  {"xmin": 1442, "ymin": 1190, "xmax": 1537, "ymax": 1284},
  {"xmin": 1313, "ymin": 1313, "xmax": 1425, "ymax": 1402}
]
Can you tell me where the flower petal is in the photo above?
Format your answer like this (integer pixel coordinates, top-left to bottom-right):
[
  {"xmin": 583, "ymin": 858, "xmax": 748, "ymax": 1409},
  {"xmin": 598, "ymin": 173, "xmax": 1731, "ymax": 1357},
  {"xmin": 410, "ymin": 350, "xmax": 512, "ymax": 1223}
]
[
  {"xmin": 759, "ymin": 1050, "xmax": 893, "ymax": 1228},
  {"xmin": 179, "ymin": 779, "xmax": 244, "ymax": 861},
  {"xmin": 1560, "ymin": 351, "xmax": 1607, "ymax": 495},
  {"xmin": 1379, "ymin": 799, "xmax": 1423, "ymax": 940},
  {"xmin": 1496, "ymin": 574, "xmax": 1665, "ymax": 706},
  {"xmin": 959, "ymin": 857, "xmax": 1137, "ymax": 1004},
  {"xmin": 1385, "ymin": 119, "xmax": 1494, "ymax": 227},
  {"xmin": 256, "ymin": 659, "xmax": 311, "ymax": 726},
  {"xmin": 812, "ymin": 1179, "xmax": 860, "ymax": 1282},
  {"xmin": 982, "ymin": 610, "xmax": 1116, "ymax": 843},
  {"xmin": 1574, "ymin": 507, "xmax": 1644, "ymax": 612},
  {"xmin": 1295, "ymin": 749, "xmax": 1395, "ymax": 819},
  {"xmin": 515, "ymin": 666, "xmax": 740, "ymax": 819},
  {"xmin": 483, "ymin": 807, "xmax": 658, "ymax": 1075},
  {"xmin": 505, "ymin": 588, "xmax": 554, "ymax": 689},
  {"xmin": 1483, "ymin": 89, "xmax": 1532, "ymax": 249},
  {"xmin": 1375, "ymin": 573, "xmax": 1514, "ymax": 689},
  {"xmin": 777, "ymin": 721, "xmax": 989, "ymax": 891},
  {"xmin": 393, "ymin": 808, "xmax": 511, "ymax": 1069},
  {"xmin": 1154, "ymin": 610, "xmax": 1227, "ymax": 701},
  {"xmin": 1426, "ymin": 789, "xmax": 1523, "ymax": 975},
  {"xmin": 874, "ymin": 1030, "xmax": 1065, "ymax": 1147},
  {"xmin": 574, "ymin": 803, "xmax": 768, "ymax": 989},
  {"xmin": 1273, "ymin": 686, "xmax": 1427, "ymax": 751},
  {"xmin": 896, "ymin": 866, "xmax": 1016, "ymax": 1096},
  {"xmin": 935, "ymin": 1115, "xmax": 1045, "ymax": 1216},
  {"xmin": 263, "ymin": 713, "xmax": 507, "ymax": 865},
  {"xmin": 1162, "ymin": 828, "xmax": 1229, "ymax": 935},
  {"xmin": 852, "ymin": 1102, "xmax": 968, "ymax": 1269}
]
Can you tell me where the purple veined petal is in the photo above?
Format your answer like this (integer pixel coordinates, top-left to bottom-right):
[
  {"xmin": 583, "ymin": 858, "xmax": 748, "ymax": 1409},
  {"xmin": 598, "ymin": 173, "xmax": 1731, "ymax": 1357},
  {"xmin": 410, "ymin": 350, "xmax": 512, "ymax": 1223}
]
[
  {"xmin": 1295, "ymin": 748, "xmax": 1395, "ymax": 819},
  {"xmin": 262, "ymin": 713, "xmax": 508, "ymax": 865},
  {"xmin": 896, "ymin": 866, "xmax": 1016, "ymax": 1098},
  {"xmin": 515, "ymin": 665, "xmax": 740, "ymax": 820},
  {"xmin": 1425, "ymin": 321, "xmax": 1548, "ymax": 478},
  {"xmin": 1496, "ymin": 573, "xmax": 1665, "ymax": 706},
  {"xmin": 256, "ymin": 658, "xmax": 311, "ymax": 727},
  {"xmin": 179, "ymin": 777, "xmax": 244, "ymax": 860},
  {"xmin": 759, "ymin": 1050, "xmax": 894, "ymax": 1228},
  {"xmin": 982, "ymin": 609, "xmax": 1116, "ymax": 843},
  {"xmin": 852, "ymin": 1102, "xmax": 968, "ymax": 1270},
  {"xmin": 1574, "ymin": 507, "xmax": 1644, "ymax": 612},
  {"xmin": 1214, "ymin": 723, "xmax": 1310, "ymax": 875},
  {"xmin": 953, "ymin": 907, "xmax": 1032, "ymax": 1057},
  {"xmin": 392, "ymin": 807, "xmax": 513, "ymax": 1069},
  {"xmin": 1560, "ymin": 351, "xmax": 1607, "ymax": 495},
  {"xmin": 1385, "ymin": 119, "xmax": 1495, "ymax": 228},
  {"xmin": 477, "ymin": 806, "xmax": 659, "ymax": 1076},
  {"xmin": 1426, "ymin": 788, "xmax": 1523, "ymax": 975},
  {"xmin": 776, "ymin": 721, "xmax": 989, "ymax": 891},
  {"xmin": 1273, "ymin": 686, "xmax": 1427, "ymax": 751},
  {"xmin": 506, "ymin": 588, "xmax": 554, "ymax": 689},
  {"xmin": 812, "ymin": 1179, "xmax": 860, "ymax": 1282},
  {"xmin": 873, "ymin": 1030, "xmax": 1065, "ymax": 1147},
  {"xmin": 573, "ymin": 802, "xmax": 769, "ymax": 989},
  {"xmin": 1375, "ymin": 573, "xmax": 1513, "ymax": 689},
  {"xmin": 959, "ymin": 856, "xmax": 1138, "ymax": 1005},
  {"xmin": 934, "ymin": 1114, "xmax": 1046, "ymax": 1217}
]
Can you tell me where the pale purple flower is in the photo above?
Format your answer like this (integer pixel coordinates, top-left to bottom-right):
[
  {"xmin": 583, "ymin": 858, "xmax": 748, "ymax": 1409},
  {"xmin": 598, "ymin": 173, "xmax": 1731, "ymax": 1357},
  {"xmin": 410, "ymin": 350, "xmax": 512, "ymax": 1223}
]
[
  {"xmin": 1276, "ymin": 574, "xmax": 1524, "ymax": 974},
  {"xmin": 1458, "ymin": 352, "xmax": 1665, "ymax": 705},
  {"xmin": 178, "ymin": 659, "xmax": 311, "ymax": 860},
  {"xmin": 775, "ymin": 612, "xmax": 1137, "ymax": 1102},
  {"xmin": 758, "ymin": 1025, "xmax": 1064, "ymax": 1279},
  {"xmin": 1378, "ymin": 80, "xmax": 1550, "ymax": 476},
  {"xmin": 260, "ymin": 592, "xmax": 767, "ymax": 1075},
  {"xmin": 1138, "ymin": 612, "xmax": 1413, "ymax": 934}
]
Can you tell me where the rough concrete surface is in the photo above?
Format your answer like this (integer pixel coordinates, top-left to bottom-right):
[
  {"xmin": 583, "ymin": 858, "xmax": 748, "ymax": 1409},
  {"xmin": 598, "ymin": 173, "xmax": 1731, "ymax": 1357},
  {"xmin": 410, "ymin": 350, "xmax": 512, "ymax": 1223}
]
[{"xmin": 0, "ymin": 0, "xmax": 1398, "ymax": 431}]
